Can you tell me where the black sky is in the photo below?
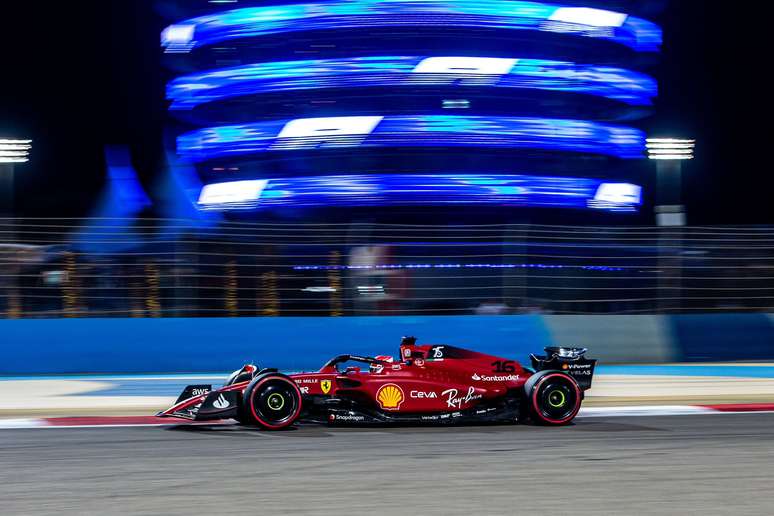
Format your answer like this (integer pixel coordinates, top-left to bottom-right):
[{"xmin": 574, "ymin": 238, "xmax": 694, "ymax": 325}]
[{"xmin": 1, "ymin": 1, "xmax": 772, "ymax": 224}]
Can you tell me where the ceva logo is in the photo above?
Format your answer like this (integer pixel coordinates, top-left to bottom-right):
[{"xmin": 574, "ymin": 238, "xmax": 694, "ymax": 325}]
[{"xmin": 410, "ymin": 391, "xmax": 438, "ymax": 399}]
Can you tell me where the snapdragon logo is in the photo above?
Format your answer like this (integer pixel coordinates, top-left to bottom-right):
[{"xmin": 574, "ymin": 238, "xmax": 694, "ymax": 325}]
[{"xmin": 333, "ymin": 414, "xmax": 366, "ymax": 423}]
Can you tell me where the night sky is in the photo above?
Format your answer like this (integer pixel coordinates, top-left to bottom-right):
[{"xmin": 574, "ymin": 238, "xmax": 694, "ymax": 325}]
[{"xmin": 1, "ymin": 1, "xmax": 772, "ymax": 224}]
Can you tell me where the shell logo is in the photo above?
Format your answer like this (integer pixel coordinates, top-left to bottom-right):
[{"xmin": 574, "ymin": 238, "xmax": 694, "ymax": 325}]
[{"xmin": 376, "ymin": 384, "xmax": 405, "ymax": 411}]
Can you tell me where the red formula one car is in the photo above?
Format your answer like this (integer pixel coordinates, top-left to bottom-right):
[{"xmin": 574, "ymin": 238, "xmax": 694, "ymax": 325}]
[{"xmin": 158, "ymin": 337, "xmax": 596, "ymax": 429}]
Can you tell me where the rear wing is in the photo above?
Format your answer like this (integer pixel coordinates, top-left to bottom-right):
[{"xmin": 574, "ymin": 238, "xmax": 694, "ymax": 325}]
[{"xmin": 530, "ymin": 347, "xmax": 597, "ymax": 391}]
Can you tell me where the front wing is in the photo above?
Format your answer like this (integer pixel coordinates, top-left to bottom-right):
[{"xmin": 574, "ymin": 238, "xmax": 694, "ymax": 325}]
[{"xmin": 158, "ymin": 385, "xmax": 242, "ymax": 422}]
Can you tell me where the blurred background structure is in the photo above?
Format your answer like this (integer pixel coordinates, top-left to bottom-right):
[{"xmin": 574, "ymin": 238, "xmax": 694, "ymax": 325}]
[
  {"xmin": 1, "ymin": 0, "xmax": 773, "ymax": 323},
  {"xmin": 2, "ymin": 219, "xmax": 774, "ymax": 319},
  {"xmin": 5, "ymin": 1, "xmax": 774, "ymax": 224},
  {"xmin": 157, "ymin": 0, "xmax": 663, "ymax": 224}
]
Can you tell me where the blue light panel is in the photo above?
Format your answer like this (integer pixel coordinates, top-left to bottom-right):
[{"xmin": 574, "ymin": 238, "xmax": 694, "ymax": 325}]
[
  {"xmin": 294, "ymin": 263, "xmax": 626, "ymax": 272},
  {"xmin": 177, "ymin": 115, "xmax": 645, "ymax": 162},
  {"xmin": 161, "ymin": 1, "xmax": 662, "ymax": 53},
  {"xmin": 197, "ymin": 174, "xmax": 642, "ymax": 212},
  {"xmin": 168, "ymin": 56, "xmax": 658, "ymax": 110}
]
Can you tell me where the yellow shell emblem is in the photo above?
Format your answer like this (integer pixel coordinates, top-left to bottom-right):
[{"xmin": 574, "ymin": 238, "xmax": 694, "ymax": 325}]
[{"xmin": 377, "ymin": 384, "xmax": 405, "ymax": 411}]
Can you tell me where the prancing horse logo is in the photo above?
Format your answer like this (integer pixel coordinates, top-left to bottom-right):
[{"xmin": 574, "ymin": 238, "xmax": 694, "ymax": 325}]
[{"xmin": 321, "ymin": 380, "xmax": 333, "ymax": 395}]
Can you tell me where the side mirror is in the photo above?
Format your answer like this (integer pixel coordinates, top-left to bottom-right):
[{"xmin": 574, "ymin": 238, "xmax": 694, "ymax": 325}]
[{"xmin": 401, "ymin": 336, "xmax": 417, "ymax": 346}]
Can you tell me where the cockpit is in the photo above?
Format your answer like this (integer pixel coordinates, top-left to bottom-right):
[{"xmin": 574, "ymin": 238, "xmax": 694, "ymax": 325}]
[{"xmin": 321, "ymin": 336, "xmax": 419, "ymax": 375}]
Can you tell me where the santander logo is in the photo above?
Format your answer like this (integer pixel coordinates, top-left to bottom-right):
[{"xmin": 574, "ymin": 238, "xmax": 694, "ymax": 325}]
[{"xmin": 472, "ymin": 373, "xmax": 519, "ymax": 382}]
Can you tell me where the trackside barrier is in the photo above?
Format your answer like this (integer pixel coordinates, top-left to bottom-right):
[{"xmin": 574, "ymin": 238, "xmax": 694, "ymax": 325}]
[
  {"xmin": 1, "ymin": 314, "xmax": 773, "ymax": 375},
  {"xmin": 668, "ymin": 313, "xmax": 774, "ymax": 362}
]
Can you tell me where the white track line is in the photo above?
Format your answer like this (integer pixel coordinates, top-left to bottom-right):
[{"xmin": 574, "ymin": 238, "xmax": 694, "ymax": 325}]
[
  {"xmin": 578, "ymin": 405, "xmax": 715, "ymax": 418},
  {"xmin": 2, "ymin": 406, "xmax": 774, "ymax": 430},
  {"xmin": 0, "ymin": 419, "xmax": 47, "ymax": 429}
]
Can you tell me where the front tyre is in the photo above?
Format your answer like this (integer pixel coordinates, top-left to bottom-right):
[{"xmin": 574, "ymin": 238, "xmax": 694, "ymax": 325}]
[
  {"xmin": 526, "ymin": 371, "xmax": 582, "ymax": 426},
  {"xmin": 243, "ymin": 373, "xmax": 302, "ymax": 430}
]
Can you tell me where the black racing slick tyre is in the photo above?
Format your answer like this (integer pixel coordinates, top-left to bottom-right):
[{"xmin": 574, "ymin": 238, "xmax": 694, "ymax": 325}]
[
  {"xmin": 525, "ymin": 371, "xmax": 582, "ymax": 426},
  {"xmin": 243, "ymin": 373, "xmax": 302, "ymax": 430}
]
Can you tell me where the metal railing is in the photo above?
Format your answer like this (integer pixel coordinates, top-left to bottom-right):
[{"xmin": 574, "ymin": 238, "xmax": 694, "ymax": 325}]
[{"xmin": 1, "ymin": 218, "xmax": 773, "ymax": 318}]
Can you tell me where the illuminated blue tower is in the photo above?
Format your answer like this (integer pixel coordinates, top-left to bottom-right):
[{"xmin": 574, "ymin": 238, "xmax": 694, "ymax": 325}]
[{"xmin": 158, "ymin": 0, "xmax": 664, "ymax": 219}]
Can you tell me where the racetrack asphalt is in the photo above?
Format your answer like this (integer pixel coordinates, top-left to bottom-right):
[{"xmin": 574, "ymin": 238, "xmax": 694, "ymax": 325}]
[{"xmin": 2, "ymin": 413, "xmax": 774, "ymax": 515}]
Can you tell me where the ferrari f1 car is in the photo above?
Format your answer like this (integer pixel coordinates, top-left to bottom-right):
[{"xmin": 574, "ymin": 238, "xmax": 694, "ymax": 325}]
[{"xmin": 158, "ymin": 337, "xmax": 596, "ymax": 429}]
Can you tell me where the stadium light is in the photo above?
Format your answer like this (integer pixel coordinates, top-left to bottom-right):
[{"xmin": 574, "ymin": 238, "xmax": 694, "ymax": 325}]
[
  {"xmin": 646, "ymin": 138, "xmax": 695, "ymax": 160},
  {"xmin": 1, "ymin": 138, "xmax": 31, "ymax": 222},
  {"xmin": 648, "ymin": 137, "xmax": 695, "ymax": 226},
  {"xmin": 0, "ymin": 139, "xmax": 32, "ymax": 164}
]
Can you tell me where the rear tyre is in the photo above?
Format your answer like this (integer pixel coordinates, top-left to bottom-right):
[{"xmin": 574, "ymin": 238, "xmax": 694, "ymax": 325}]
[
  {"xmin": 243, "ymin": 373, "xmax": 302, "ymax": 430},
  {"xmin": 526, "ymin": 371, "xmax": 581, "ymax": 426}
]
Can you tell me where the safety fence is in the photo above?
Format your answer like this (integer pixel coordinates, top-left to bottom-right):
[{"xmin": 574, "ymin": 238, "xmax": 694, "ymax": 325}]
[{"xmin": 1, "ymin": 218, "xmax": 774, "ymax": 319}]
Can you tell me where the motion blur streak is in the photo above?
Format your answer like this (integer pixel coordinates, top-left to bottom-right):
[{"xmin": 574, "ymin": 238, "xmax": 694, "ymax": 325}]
[
  {"xmin": 161, "ymin": 0, "xmax": 662, "ymax": 53},
  {"xmin": 197, "ymin": 174, "xmax": 642, "ymax": 212},
  {"xmin": 3, "ymin": 219, "xmax": 774, "ymax": 318},
  {"xmin": 167, "ymin": 56, "xmax": 658, "ymax": 110},
  {"xmin": 177, "ymin": 115, "xmax": 646, "ymax": 163}
]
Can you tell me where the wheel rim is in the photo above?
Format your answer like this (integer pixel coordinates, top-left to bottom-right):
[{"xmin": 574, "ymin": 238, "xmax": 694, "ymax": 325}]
[
  {"xmin": 267, "ymin": 393, "xmax": 286, "ymax": 411},
  {"xmin": 536, "ymin": 377, "xmax": 579, "ymax": 422},
  {"xmin": 547, "ymin": 389, "xmax": 566, "ymax": 409},
  {"xmin": 252, "ymin": 379, "xmax": 299, "ymax": 426}
]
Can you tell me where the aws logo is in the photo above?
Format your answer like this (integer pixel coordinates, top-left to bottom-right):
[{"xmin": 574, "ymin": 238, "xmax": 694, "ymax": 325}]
[{"xmin": 376, "ymin": 384, "xmax": 405, "ymax": 411}]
